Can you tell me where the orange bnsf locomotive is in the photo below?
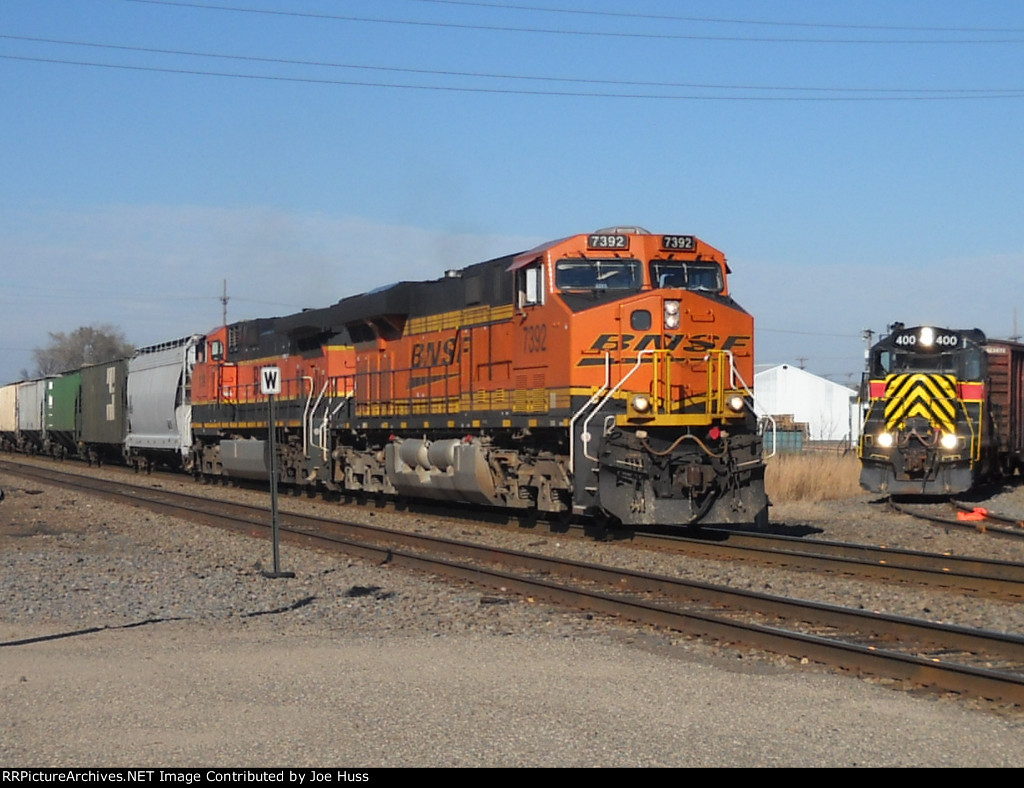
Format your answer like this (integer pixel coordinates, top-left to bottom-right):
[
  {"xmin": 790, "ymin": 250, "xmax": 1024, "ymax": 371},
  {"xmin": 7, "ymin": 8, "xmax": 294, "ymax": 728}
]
[
  {"xmin": 859, "ymin": 323, "xmax": 1024, "ymax": 495},
  {"xmin": 188, "ymin": 227, "xmax": 767, "ymax": 527}
]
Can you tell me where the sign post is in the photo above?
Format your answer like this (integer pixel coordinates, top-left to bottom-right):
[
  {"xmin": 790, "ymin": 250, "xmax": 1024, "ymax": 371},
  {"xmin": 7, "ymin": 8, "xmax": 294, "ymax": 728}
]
[{"xmin": 260, "ymin": 365, "xmax": 294, "ymax": 579}]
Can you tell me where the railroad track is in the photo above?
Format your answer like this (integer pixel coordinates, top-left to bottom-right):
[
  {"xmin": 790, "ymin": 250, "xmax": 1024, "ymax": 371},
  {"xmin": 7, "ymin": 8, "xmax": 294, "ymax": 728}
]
[
  {"xmin": 889, "ymin": 498, "xmax": 1024, "ymax": 540},
  {"xmin": 4, "ymin": 459, "xmax": 1024, "ymax": 707},
  {"xmin": 5, "ymin": 457, "xmax": 1024, "ymax": 599},
  {"xmin": 636, "ymin": 528, "xmax": 1024, "ymax": 600}
]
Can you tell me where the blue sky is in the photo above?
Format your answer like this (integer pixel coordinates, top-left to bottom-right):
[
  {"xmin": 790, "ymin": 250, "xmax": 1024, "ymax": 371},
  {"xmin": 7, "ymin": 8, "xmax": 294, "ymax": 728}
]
[{"xmin": 2, "ymin": 0, "xmax": 1023, "ymax": 387}]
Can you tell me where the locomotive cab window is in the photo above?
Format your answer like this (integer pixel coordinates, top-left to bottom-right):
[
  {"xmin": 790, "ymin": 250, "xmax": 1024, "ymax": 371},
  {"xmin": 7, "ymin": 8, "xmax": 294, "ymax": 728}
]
[
  {"xmin": 962, "ymin": 347, "xmax": 985, "ymax": 380},
  {"xmin": 871, "ymin": 349, "xmax": 893, "ymax": 377},
  {"xmin": 875, "ymin": 349, "xmax": 953, "ymax": 374},
  {"xmin": 516, "ymin": 263, "xmax": 544, "ymax": 308},
  {"xmin": 873, "ymin": 345, "xmax": 983, "ymax": 378},
  {"xmin": 555, "ymin": 258, "xmax": 641, "ymax": 293},
  {"xmin": 650, "ymin": 260, "xmax": 723, "ymax": 293}
]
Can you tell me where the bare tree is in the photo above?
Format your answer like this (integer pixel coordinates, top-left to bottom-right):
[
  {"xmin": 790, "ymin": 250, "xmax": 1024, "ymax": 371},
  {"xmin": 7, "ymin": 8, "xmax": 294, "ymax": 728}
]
[{"xmin": 32, "ymin": 325, "xmax": 135, "ymax": 375}]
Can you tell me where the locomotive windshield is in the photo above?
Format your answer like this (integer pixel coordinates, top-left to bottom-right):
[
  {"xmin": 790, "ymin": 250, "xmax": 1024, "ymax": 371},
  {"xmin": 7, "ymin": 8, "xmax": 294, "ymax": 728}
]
[
  {"xmin": 650, "ymin": 260, "xmax": 723, "ymax": 293},
  {"xmin": 554, "ymin": 258, "xmax": 642, "ymax": 292},
  {"xmin": 871, "ymin": 343, "xmax": 986, "ymax": 380}
]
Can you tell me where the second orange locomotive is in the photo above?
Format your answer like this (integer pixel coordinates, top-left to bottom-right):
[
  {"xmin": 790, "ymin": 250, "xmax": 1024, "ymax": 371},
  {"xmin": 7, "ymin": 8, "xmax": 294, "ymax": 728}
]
[{"xmin": 189, "ymin": 226, "xmax": 767, "ymax": 527}]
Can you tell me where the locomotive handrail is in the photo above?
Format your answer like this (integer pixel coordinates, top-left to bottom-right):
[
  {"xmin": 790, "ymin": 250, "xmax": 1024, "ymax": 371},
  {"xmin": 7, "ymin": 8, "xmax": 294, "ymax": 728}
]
[
  {"xmin": 716, "ymin": 349, "xmax": 755, "ymax": 400},
  {"xmin": 713, "ymin": 350, "xmax": 776, "ymax": 458},
  {"xmin": 305, "ymin": 378, "xmax": 329, "ymax": 460},
  {"xmin": 314, "ymin": 389, "xmax": 331, "ymax": 463},
  {"xmin": 302, "ymin": 377, "xmax": 318, "ymax": 458},
  {"xmin": 702, "ymin": 350, "xmax": 740, "ymax": 418},
  {"xmin": 568, "ymin": 352, "xmax": 611, "ymax": 473},
  {"xmin": 582, "ymin": 349, "xmax": 656, "ymax": 462},
  {"xmin": 761, "ymin": 415, "xmax": 778, "ymax": 460},
  {"xmin": 955, "ymin": 396, "xmax": 981, "ymax": 463},
  {"xmin": 326, "ymin": 378, "xmax": 355, "ymax": 455},
  {"xmin": 311, "ymin": 377, "xmax": 358, "ymax": 463}
]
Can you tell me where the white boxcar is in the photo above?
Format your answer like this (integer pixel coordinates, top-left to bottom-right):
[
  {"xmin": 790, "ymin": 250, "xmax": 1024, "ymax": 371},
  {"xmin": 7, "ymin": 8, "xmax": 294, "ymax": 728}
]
[
  {"xmin": 126, "ymin": 335, "xmax": 203, "ymax": 469},
  {"xmin": 0, "ymin": 383, "xmax": 17, "ymax": 438},
  {"xmin": 17, "ymin": 379, "xmax": 47, "ymax": 433}
]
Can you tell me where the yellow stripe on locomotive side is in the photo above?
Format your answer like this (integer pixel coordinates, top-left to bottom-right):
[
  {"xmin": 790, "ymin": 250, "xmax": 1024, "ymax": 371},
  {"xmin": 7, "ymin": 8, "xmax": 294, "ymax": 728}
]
[{"xmin": 404, "ymin": 304, "xmax": 515, "ymax": 336}]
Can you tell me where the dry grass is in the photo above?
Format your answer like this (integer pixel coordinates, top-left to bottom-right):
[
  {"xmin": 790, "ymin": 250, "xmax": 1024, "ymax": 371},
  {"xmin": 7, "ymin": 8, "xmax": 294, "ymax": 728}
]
[{"xmin": 764, "ymin": 451, "xmax": 862, "ymax": 503}]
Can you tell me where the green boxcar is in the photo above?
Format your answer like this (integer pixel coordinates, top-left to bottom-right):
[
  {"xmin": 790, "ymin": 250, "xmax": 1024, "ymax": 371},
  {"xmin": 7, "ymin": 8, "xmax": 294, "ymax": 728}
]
[{"xmin": 44, "ymin": 373, "xmax": 81, "ymax": 457}]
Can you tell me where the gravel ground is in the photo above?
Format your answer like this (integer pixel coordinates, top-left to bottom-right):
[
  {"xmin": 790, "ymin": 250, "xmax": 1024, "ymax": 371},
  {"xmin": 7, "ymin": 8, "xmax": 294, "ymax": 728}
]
[{"xmin": 2, "ymin": 464, "xmax": 1024, "ymax": 767}]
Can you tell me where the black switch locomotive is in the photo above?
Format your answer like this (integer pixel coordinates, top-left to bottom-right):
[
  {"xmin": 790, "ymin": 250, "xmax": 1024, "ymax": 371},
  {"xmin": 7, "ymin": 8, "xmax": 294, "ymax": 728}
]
[{"xmin": 859, "ymin": 323, "xmax": 1024, "ymax": 495}]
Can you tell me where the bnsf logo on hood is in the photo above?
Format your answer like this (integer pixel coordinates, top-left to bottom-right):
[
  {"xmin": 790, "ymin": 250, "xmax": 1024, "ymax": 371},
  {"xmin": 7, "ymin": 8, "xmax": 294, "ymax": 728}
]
[
  {"xmin": 587, "ymin": 333, "xmax": 750, "ymax": 354},
  {"xmin": 411, "ymin": 338, "xmax": 458, "ymax": 368}
]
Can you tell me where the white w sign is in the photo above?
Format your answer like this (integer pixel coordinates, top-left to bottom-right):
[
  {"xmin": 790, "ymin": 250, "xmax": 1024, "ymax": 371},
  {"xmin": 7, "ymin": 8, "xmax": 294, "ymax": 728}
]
[{"xmin": 260, "ymin": 366, "xmax": 282, "ymax": 395}]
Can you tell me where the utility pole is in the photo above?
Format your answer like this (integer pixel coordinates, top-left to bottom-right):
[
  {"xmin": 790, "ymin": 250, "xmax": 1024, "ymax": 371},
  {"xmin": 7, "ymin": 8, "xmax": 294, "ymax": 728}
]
[
  {"xmin": 221, "ymin": 279, "xmax": 229, "ymax": 326},
  {"xmin": 862, "ymin": 328, "xmax": 875, "ymax": 359}
]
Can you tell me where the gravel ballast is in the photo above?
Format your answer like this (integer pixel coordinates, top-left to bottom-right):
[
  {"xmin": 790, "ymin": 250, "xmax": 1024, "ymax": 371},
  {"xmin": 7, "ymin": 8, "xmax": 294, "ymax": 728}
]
[{"xmin": 2, "ymin": 467, "xmax": 1024, "ymax": 767}]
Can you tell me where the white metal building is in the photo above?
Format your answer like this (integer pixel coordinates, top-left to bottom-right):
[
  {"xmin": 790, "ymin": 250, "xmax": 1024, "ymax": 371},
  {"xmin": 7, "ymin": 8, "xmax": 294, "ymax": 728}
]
[{"xmin": 753, "ymin": 364, "xmax": 860, "ymax": 443}]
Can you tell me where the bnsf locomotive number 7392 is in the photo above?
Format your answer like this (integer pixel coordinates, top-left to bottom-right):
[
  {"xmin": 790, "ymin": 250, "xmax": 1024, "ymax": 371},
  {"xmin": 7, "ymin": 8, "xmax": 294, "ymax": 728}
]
[{"xmin": 1, "ymin": 227, "xmax": 768, "ymax": 529}]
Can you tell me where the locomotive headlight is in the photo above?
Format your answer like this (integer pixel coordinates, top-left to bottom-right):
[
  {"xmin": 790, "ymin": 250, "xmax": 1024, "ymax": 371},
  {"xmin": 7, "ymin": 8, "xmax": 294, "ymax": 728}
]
[
  {"xmin": 726, "ymin": 395, "xmax": 745, "ymax": 413},
  {"xmin": 920, "ymin": 327, "xmax": 935, "ymax": 347},
  {"xmin": 631, "ymin": 394, "xmax": 652, "ymax": 414},
  {"xmin": 876, "ymin": 431, "xmax": 894, "ymax": 448},
  {"xmin": 940, "ymin": 432, "xmax": 959, "ymax": 450},
  {"xmin": 664, "ymin": 300, "xmax": 680, "ymax": 329}
]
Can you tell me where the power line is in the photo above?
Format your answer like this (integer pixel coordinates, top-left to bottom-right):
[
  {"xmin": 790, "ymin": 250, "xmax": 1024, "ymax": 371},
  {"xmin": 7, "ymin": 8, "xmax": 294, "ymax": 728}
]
[
  {"xmin": 758, "ymin": 327, "xmax": 863, "ymax": 339},
  {"xmin": 5, "ymin": 34, "xmax": 1019, "ymax": 97},
  {"xmin": 0, "ymin": 279, "xmax": 306, "ymax": 310},
  {"xmin": 5, "ymin": 53, "xmax": 1024, "ymax": 101},
  {"xmin": 122, "ymin": 0, "xmax": 1024, "ymax": 45},
  {"xmin": 406, "ymin": 0, "xmax": 1024, "ymax": 34}
]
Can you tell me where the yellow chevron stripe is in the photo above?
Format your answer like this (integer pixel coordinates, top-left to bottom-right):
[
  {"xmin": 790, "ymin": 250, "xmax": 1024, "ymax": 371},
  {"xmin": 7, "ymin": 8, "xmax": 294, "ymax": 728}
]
[{"xmin": 883, "ymin": 373, "xmax": 958, "ymax": 433}]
